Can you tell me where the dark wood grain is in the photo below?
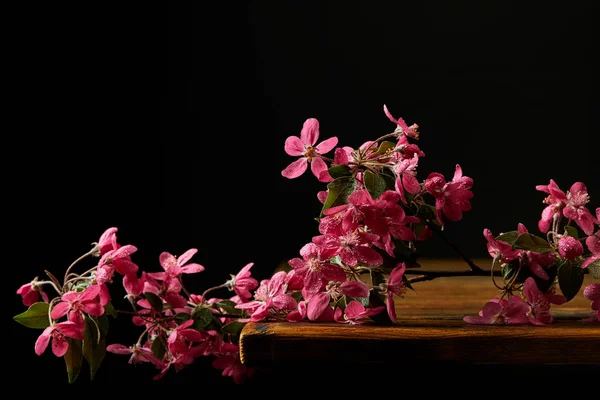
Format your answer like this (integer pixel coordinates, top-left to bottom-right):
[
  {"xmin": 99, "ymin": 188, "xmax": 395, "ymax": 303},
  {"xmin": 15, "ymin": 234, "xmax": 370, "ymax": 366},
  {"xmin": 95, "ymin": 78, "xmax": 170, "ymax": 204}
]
[{"xmin": 240, "ymin": 259, "xmax": 599, "ymax": 367}]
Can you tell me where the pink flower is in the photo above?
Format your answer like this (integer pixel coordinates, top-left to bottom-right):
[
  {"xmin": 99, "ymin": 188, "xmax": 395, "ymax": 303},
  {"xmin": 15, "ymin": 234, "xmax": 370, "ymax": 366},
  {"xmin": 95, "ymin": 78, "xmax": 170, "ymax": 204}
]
[
  {"xmin": 394, "ymin": 153, "xmax": 421, "ymax": 204},
  {"xmin": 562, "ymin": 183, "xmax": 597, "ymax": 235},
  {"xmin": 384, "ymin": 263, "xmax": 407, "ymax": 322},
  {"xmin": 212, "ymin": 343, "xmax": 253, "ymax": 384},
  {"xmin": 306, "ymin": 292, "xmax": 331, "ymax": 321},
  {"xmin": 313, "ymin": 230, "xmax": 382, "ymax": 267},
  {"xmin": 92, "ymin": 227, "xmax": 118, "ymax": 256},
  {"xmin": 463, "ymin": 296, "xmax": 530, "ymax": 325},
  {"xmin": 153, "ymin": 353, "xmax": 194, "ymax": 380},
  {"xmin": 96, "ymin": 245, "xmax": 139, "ymax": 283},
  {"xmin": 287, "ymin": 243, "xmax": 347, "ymax": 294},
  {"xmin": 483, "ymin": 229, "xmax": 520, "ymax": 263},
  {"xmin": 558, "ymin": 236, "xmax": 584, "ymax": 261},
  {"xmin": 106, "ymin": 343, "xmax": 165, "ymax": 368},
  {"xmin": 424, "ymin": 165, "xmax": 473, "ymax": 225},
  {"xmin": 167, "ymin": 319, "xmax": 204, "ymax": 354},
  {"xmin": 523, "ymin": 277, "xmax": 566, "ymax": 325},
  {"xmin": 148, "ymin": 248, "xmax": 205, "ymax": 281},
  {"xmin": 582, "ymin": 233, "xmax": 600, "ymax": 269},
  {"xmin": 334, "ymin": 300, "xmax": 385, "ymax": 324},
  {"xmin": 226, "ymin": 263, "xmax": 259, "ymax": 301},
  {"xmin": 235, "ymin": 271, "xmax": 297, "ymax": 322},
  {"xmin": 35, "ymin": 321, "xmax": 84, "ymax": 357},
  {"xmin": 16, "ymin": 277, "xmax": 49, "ymax": 307},
  {"xmin": 582, "ymin": 283, "xmax": 599, "ymax": 322},
  {"xmin": 282, "ymin": 118, "xmax": 338, "ymax": 181},
  {"xmin": 51, "ymin": 285, "xmax": 104, "ymax": 321},
  {"xmin": 537, "ymin": 181, "xmax": 597, "ymax": 235},
  {"xmin": 383, "ymin": 104, "xmax": 419, "ymax": 139}
]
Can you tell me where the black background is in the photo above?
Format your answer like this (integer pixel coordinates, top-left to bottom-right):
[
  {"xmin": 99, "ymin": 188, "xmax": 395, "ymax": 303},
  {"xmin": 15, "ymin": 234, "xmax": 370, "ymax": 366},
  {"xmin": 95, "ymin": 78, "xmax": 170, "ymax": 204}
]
[{"xmin": 10, "ymin": 1, "xmax": 598, "ymax": 386}]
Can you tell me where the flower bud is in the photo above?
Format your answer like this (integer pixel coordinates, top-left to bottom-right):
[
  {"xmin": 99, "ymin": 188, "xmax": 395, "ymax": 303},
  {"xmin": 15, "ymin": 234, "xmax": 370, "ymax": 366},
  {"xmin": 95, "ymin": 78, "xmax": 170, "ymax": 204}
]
[{"xmin": 558, "ymin": 236, "xmax": 583, "ymax": 261}]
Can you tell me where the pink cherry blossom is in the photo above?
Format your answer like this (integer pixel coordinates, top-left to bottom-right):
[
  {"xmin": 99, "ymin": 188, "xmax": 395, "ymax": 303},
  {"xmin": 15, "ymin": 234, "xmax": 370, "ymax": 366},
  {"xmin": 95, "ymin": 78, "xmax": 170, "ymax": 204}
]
[
  {"xmin": 313, "ymin": 230, "xmax": 382, "ymax": 267},
  {"xmin": 16, "ymin": 277, "xmax": 49, "ymax": 306},
  {"xmin": 523, "ymin": 277, "xmax": 566, "ymax": 325},
  {"xmin": 582, "ymin": 233, "xmax": 600, "ymax": 269},
  {"xmin": 282, "ymin": 118, "xmax": 338, "ymax": 181},
  {"xmin": 235, "ymin": 271, "xmax": 297, "ymax": 322},
  {"xmin": 383, "ymin": 104, "xmax": 419, "ymax": 139},
  {"xmin": 148, "ymin": 248, "xmax": 205, "ymax": 281},
  {"xmin": 106, "ymin": 343, "xmax": 165, "ymax": 368},
  {"xmin": 97, "ymin": 245, "xmax": 139, "ymax": 282},
  {"xmin": 287, "ymin": 243, "xmax": 346, "ymax": 294},
  {"xmin": 334, "ymin": 300, "xmax": 385, "ymax": 324},
  {"xmin": 226, "ymin": 262, "xmax": 258, "ymax": 301},
  {"xmin": 384, "ymin": 263, "xmax": 407, "ymax": 322},
  {"xmin": 558, "ymin": 236, "xmax": 584, "ymax": 261},
  {"xmin": 167, "ymin": 319, "xmax": 205, "ymax": 354},
  {"xmin": 212, "ymin": 343, "xmax": 253, "ymax": 384},
  {"xmin": 582, "ymin": 283, "xmax": 599, "ymax": 322},
  {"xmin": 394, "ymin": 153, "xmax": 421, "ymax": 204},
  {"xmin": 562, "ymin": 183, "xmax": 597, "ymax": 235},
  {"xmin": 424, "ymin": 165, "xmax": 473, "ymax": 225},
  {"xmin": 306, "ymin": 292, "xmax": 331, "ymax": 321},
  {"xmin": 153, "ymin": 353, "xmax": 194, "ymax": 380},
  {"xmin": 35, "ymin": 321, "xmax": 85, "ymax": 357},
  {"xmin": 483, "ymin": 229, "xmax": 520, "ymax": 263},
  {"xmin": 51, "ymin": 285, "xmax": 104, "ymax": 321},
  {"xmin": 92, "ymin": 227, "xmax": 118, "ymax": 256},
  {"xmin": 463, "ymin": 296, "xmax": 530, "ymax": 325}
]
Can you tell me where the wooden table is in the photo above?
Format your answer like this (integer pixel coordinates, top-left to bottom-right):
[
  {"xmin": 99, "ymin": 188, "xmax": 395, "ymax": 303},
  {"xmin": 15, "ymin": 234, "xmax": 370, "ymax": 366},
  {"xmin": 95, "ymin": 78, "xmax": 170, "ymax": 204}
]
[{"xmin": 239, "ymin": 259, "xmax": 599, "ymax": 382}]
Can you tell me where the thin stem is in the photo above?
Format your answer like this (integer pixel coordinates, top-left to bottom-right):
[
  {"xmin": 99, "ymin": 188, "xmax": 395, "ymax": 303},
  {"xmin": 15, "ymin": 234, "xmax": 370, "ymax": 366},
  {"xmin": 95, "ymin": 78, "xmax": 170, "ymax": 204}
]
[
  {"xmin": 490, "ymin": 257, "xmax": 504, "ymax": 290},
  {"xmin": 424, "ymin": 221, "xmax": 483, "ymax": 272},
  {"xmin": 201, "ymin": 283, "xmax": 229, "ymax": 300},
  {"xmin": 178, "ymin": 277, "xmax": 193, "ymax": 298},
  {"xmin": 404, "ymin": 265, "xmax": 502, "ymax": 285},
  {"xmin": 36, "ymin": 280, "xmax": 63, "ymax": 296},
  {"xmin": 63, "ymin": 248, "xmax": 96, "ymax": 285}
]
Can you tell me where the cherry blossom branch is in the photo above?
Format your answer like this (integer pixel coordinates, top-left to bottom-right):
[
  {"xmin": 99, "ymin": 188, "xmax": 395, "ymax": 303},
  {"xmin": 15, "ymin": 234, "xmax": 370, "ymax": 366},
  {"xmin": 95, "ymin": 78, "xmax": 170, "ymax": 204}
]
[
  {"xmin": 63, "ymin": 248, "xmax": 96, "ymax": 284},
  {"xmin": 406, "ymin": 267, "xmax": 502, "ymax": 284}
]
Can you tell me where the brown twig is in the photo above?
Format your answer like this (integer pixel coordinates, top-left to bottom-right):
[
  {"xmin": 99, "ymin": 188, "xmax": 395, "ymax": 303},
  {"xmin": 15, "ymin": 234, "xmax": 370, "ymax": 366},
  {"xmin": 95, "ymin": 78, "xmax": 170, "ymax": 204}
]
[{"xmin": 424, "ymin": 221, "xmax": 484, "ymax": 272}]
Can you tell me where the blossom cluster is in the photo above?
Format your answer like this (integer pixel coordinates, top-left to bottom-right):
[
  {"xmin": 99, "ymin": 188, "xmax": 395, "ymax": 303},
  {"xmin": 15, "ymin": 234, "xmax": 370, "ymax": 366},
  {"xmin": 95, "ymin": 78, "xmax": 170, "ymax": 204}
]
[{"xmin": 14, "ymin": 106, "xmax": 598, "ymax": 384}]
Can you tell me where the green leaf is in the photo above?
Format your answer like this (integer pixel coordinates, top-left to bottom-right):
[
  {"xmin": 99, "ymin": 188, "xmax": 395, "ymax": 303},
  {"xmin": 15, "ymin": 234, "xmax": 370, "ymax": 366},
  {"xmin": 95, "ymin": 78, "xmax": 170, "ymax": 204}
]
[
  {"xmin": 374, "ymin": 141, "xmax": 396, "ymax": 156},
  {"xmin": 144, "ymin": 292, "xmax": 163, "ymax": 313},
  {"xmin": 501, "ymin": 262, "xmax": 519, "ymax": 281},
  {"xmin": 213, "ymin": 300, "xmax": 242, "ymax": 316},
  {"xmin": 174, "ymin": 312, "xmax": 192, "ymax": 325},
  {"xmin": 586, "ymin": 259, "xmax": 600, "ymax": 279},
  {"xmin": 334, "ymin": 296, "xmax": 347, "ymax": 310},
  {"xmin": 222, "ymin": 321, "xmax": 245, "ymax": 337},
  {"xmin": 320, "ymin": 176, "xmax": 356, "ymax": 216},
  {"xmin": 364, "ymin": 170, "xmax": 387, "ymax": 199},
  {"xmin": 13, "ymin": 302, "xmax": 50, "ymax": 329},
  {"xmin": 328, "ymin": 164, "xmax": 352, "ymax": 179},
  {"xmin": 496, "ymin": 231, "xmax": 519, "ymax": 246},
  {"xmin": 354, "ymin": 297, "xmax": 370, "ymax": 307},
  {"xmin": 564, "ymin": 226, "xmax": 579, "ymax": 240},
  {"xmin": 558, "ymin": 261, "xmax": 585, "ymax": 301},
  {"xmin": 192, "ymin": 306, "xmax": 214, "ymax": 330},
  {"xmin": 151, "ymin": 336, "xmax": 166, "ymax": 360},
  {"xmin": 513, "ymin": 233, "xmax": 553, "ymax": 253},
  {"xmin": 64, "ymin": 338, "xmax": 83, "ymax": 384},
  {"xmin": 104, "ymin": 302, "xmax": 117, "ymax": 318},
  {"xmin": 380, "ymin": 171, "xmax": 396, "ymax": 191},
  {"xmin": 82, "ymin": 316, "xmax": 106, "ymax": 381}
]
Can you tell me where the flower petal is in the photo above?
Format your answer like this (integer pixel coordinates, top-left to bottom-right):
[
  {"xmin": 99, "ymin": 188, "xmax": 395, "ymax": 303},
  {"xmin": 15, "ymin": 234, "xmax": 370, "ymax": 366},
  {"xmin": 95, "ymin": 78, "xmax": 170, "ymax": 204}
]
[
  {"xmin": 300, "ymin": 118, "xmax": 319, "ymax": 146},
  {"xmin": 180, "ymin": 263, "xmax": 205, "ymax": 274},
  {"xmin": 35, "ymin": 327, "xmax": 53, "ymax": 355},
  {"xmin": 316, "ymin": 137, "xmax": 338, "ymax": 155},
  {"xmin": 107, "ymin": 344, "xmax": 132, "ymax": 355},
  {"xmin": 281, "ymin": 158, "xmax": 308, "ymax": 179},
  {"xmin": 284, "ymin": 136, "xmax": 306, "ymax": 156},
  {"xmin": 306, "ymin": 292, "xmax": 330, "ymax": 321},
  {"xmin": 50, "ymin": 302, "xmax": 71, "ymax": 320}
]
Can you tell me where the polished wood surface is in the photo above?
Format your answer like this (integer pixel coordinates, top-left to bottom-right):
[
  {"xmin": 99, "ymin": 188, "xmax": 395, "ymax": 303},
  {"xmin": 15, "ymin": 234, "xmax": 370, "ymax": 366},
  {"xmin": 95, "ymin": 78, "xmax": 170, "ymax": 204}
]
[{"xmin": 240, "ymin": 259, "xmax": 599, "ymax": 367}]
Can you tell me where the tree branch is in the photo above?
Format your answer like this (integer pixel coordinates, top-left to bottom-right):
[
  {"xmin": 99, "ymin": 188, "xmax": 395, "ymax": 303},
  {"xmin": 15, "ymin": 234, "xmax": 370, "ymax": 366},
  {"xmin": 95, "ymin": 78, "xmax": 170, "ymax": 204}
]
[{"xmin": 424, "ymin": 221, "xmax": 484, "ymax": 272}]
